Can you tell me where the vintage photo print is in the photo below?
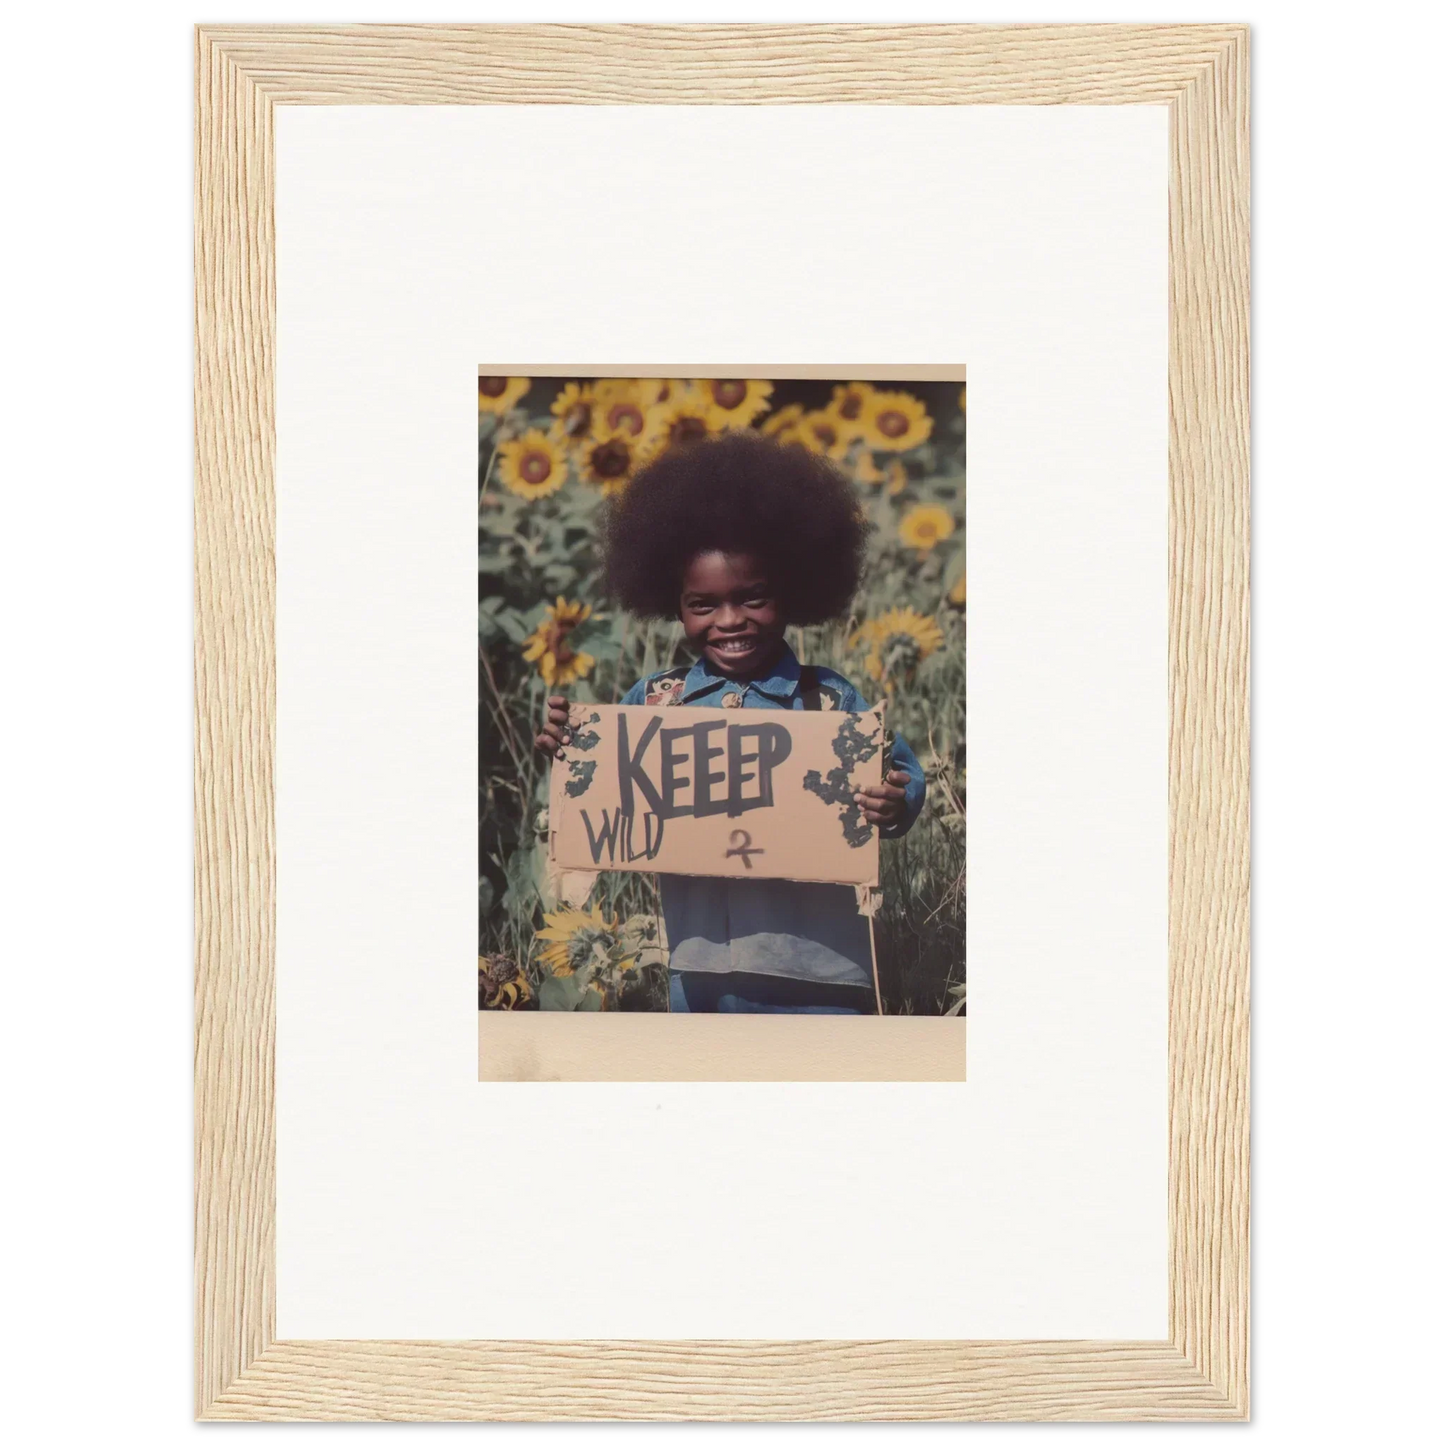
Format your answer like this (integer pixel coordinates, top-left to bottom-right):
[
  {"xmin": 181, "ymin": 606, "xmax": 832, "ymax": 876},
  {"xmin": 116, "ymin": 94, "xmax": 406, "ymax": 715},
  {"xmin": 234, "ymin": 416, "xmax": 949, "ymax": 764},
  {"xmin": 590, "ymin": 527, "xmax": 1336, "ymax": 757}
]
[{"xmin": 478, "ymin": 373, "xmax": 965, "ymax": 1019}]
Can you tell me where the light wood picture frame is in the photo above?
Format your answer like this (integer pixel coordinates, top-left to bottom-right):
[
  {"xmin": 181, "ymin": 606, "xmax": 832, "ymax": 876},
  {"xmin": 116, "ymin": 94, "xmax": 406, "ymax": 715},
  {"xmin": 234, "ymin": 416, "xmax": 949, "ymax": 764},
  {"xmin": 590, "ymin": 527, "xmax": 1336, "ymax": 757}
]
[{"xmin": 195, "ymin": 23, "xmax": 1249, "ymax": 1421}]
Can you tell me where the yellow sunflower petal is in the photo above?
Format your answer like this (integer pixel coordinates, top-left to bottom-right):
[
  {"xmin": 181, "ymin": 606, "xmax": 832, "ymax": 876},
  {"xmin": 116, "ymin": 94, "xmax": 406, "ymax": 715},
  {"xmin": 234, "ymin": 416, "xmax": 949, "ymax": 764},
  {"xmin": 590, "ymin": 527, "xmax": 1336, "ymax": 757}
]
[
  {"xmin": 648, "ymin": 394, "xmax": 719, "ymax": 454},
  {"xmin": 478, "ymin": 376, "xmax": 531, "ymax": 414},
  {"xmin": 520, "ymin": 597, "xmax": 594, "ymax": 683},
  {"xmin": 549, "ymin": 381, "xmax": 598, "ymax": 445},
  {"xmin": 497, "ymin": 429, "xmax": 568, "ymax": 500},
  {"xmin": 825, "ymin": 381, "xmax": 880, "ymax": 439},
  {"xmin": 794, "ymin": 410, "xmax": 849, "ymax": 459},
  {"xmin": 595, "ymin": 378, "xmax": 671, "ymax": 410},
  {"xmin": 578, "ymin": 425, "xmax": 646, "ymax": 495},
  {"xmin": 761, "ymin": 402, "xmax": 805, "ymax": 441},
  {"xmin": 898, "ymin": 504, "xmax": 956, "ymax": 552},
  {"xmin": 858, "ymin": 389, "xmax": 933, "ymax": 451},
  {"xmin": 853, "ymin": 450, "xmax": 884, "ymax": 484},
  {"xmin": 698, "ymin": 378, "xmax": 774, "ymax": 430}
]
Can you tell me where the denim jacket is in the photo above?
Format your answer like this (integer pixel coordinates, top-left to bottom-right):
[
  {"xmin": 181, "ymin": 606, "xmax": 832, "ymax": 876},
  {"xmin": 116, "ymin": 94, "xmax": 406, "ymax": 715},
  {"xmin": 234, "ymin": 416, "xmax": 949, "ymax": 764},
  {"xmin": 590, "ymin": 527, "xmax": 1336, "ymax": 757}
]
[{"xmin": 619, "ymin": 644, "xmax": 925, "ymax": 989}]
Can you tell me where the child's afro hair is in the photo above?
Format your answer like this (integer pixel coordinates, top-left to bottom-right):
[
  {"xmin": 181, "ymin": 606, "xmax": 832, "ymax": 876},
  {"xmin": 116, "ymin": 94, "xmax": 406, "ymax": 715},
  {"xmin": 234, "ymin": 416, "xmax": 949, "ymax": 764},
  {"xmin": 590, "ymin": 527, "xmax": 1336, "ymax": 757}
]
[{"xmin": 602, "ymin": 430, "xmax": 868, "ymax": 625}]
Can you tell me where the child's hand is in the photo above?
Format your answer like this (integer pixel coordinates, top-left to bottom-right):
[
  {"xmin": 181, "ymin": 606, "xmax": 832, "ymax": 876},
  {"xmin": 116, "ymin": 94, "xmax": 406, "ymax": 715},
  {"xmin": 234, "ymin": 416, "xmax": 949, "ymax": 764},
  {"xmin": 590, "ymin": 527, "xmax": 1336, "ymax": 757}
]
[
  {"xmin": 855, "ymin": 770, "xmax": 911, "ymax": 829},
  {"xmin": 534, "ymin": 695, "xmax": 571, "ymax": 758}
]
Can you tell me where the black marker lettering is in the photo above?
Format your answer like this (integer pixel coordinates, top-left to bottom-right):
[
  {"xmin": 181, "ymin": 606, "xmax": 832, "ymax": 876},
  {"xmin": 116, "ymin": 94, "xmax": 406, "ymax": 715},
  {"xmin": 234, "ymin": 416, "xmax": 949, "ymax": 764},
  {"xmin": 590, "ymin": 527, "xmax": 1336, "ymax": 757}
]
[
  {"xmin": 659, "ymin": 727, "xmax": 692, "ymax": 818},
  {"xmin": 752, "ymin": 723, "xmax": 792, "ymax": 807},
  {"xmin": 691, "ymin": 719, "xmax": 730, "ymax": 818},
  {"xmin": 727, "ymin": 725, "xmax": 764, "ymax": 816},
  {"xmin": 616, "ymin": 713, "xmax": 664, "ymax": 817},
  {"xmin": 581, "ymin": 808, "xmax": 623, "ymax": 865}
]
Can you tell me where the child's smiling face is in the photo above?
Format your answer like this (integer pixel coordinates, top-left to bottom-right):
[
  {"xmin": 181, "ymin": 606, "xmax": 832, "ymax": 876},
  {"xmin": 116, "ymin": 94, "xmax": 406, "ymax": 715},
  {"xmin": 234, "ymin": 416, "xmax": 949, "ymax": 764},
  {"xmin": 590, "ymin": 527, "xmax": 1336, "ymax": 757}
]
[{"xmin": 679, "ymin": 551, "xmax": 786, "ymax": 679}]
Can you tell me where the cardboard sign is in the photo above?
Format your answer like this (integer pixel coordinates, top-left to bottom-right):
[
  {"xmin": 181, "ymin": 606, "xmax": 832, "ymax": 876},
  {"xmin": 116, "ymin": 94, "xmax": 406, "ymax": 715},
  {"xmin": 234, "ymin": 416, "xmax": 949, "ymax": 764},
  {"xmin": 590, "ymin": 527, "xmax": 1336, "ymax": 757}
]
[{"xmin": 548, "ymin": 703, "xmax": 885, "ymax": 887}]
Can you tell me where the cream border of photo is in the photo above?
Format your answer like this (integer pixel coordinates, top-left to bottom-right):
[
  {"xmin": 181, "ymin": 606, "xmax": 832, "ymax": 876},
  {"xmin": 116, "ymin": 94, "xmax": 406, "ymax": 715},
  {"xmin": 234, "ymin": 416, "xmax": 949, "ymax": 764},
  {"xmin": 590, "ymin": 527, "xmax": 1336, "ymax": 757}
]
[
  {"xmin": 478, "ymin": 364, "xmax": 968, "ymax": 1081},
  {"xmin": 275, "ymin": 104, "xmax": 1167, "ymax": 1342}
]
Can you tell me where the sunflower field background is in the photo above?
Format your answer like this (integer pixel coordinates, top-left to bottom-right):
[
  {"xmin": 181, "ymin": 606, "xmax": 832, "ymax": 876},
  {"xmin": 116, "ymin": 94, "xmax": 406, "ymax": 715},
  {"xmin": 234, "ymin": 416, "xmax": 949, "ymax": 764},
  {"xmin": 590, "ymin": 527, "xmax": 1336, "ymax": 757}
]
[{"xmin": 479, "ymin": 375, "xmax": 966, "ymax": 1016}]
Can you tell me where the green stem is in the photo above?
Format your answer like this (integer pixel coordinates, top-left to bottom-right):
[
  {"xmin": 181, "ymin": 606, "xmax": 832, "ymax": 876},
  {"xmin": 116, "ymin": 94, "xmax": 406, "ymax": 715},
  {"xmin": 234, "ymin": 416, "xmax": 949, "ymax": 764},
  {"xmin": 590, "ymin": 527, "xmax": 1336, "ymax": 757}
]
[{"xmin": 478, "ymin": 432, "xmax": 501, "ymax": 507}]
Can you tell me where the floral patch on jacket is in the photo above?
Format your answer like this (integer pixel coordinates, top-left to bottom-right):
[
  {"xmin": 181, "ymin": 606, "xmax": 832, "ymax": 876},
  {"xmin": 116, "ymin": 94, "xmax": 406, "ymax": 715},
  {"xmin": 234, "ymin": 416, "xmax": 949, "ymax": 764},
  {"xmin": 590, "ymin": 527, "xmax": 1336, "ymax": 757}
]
[{"xmin": 644, "ymin": 670, "xmax": 688, "ymax": 706}]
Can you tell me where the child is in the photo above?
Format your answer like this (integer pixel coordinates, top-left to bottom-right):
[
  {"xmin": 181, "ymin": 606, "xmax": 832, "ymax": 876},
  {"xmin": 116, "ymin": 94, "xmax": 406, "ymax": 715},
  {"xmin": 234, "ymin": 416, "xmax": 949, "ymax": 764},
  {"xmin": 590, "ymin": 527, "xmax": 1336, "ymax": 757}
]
[{"xmin": 535, "ymin": 430, "xmax": 926, "ymax": 1013}]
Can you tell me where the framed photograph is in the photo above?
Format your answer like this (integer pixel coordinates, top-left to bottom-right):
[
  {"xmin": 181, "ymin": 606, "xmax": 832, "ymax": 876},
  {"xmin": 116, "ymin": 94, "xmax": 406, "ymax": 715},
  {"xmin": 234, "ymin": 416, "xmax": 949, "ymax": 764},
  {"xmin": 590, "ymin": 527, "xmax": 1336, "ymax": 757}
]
[
  {"xmin": 196, "ymin": 23, "xmax": 1249, "ymax": 1420},
  {"xmin": 475, "ymin": 366, "xmax": 969, "ymax": 1082}
]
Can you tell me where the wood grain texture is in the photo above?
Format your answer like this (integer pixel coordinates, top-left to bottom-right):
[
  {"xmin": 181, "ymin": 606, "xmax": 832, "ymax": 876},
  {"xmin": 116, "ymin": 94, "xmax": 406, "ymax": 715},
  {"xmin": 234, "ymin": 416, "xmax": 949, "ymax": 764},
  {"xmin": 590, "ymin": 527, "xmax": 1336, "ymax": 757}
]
[
  {"xmin": 1166, "ymin": 27, "xmax": 1251, "ymax": 1415},
  {"xmin": 196, "ymin": 22, "xmax": 1242, "ymax": 106},
  {"xmin": 205, "ymin": 1341, "xmax": 1239, "ymax": 1422},
  {"xmin": 194, "ymin": 21, "xmax": 1249, "ymax": 1421},
  {"xmin": 194, "ymin": 24, "xmax": 276, "ymax": 1416}
]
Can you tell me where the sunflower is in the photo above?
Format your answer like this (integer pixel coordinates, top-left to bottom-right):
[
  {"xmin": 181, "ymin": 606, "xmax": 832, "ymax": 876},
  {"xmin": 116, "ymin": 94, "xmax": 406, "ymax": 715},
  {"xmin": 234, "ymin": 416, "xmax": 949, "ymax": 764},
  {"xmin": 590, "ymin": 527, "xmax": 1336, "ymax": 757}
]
[
  {"xmin": 535, "ymin": 904, "xmax": 639, "ymax": 979},
  {"xmin": 947, "ymin": 572, "xmax": 967, "ymax": 607},
  {"xmin": 477, "ymin": 375, "xmax": 531, "ymax": 414},
  {"xmin": 549, "ymin": 381, "xmax": 598, "ymax": 446},
  {"xmin": 760, "ymin": 402, "xmax": 805, "ymax": 441},
  {"xmin": 578, "ymin": 425, "xmax": 646, "ymax": 496},
  {"xmin": 859, "ymin": 390, "xmax": 933, "ymax": 450},
  {"xmin": 593, "ymin": 378, "xmax": 644, "ymax": 402},
  {"xmin": 898, "ymin": 504, "xmax": 956, "ymax": 552},
  {"xmin": 851, "ymin": 606, "xmax": 946, "ymax": 688},
  {"xmin": 648, "ymin": 392, "xmax": 718, "ymax": 453},
  {"xmin": 958, "ymin": 383, "xmax": 967, "ymax": 414},
  {"xmin": 697, "ymin": 378, "xmax": 773, "ymax": 430},
  {"xmin": 886, "ymin": 461, "xmax": 908, "ymax": 496},
  {"xmin": 521, "ymin": 597, "xmax": 596, "ymax": 687},
  {"xmin": 640, "ymin": 378, "xmax": 691, "ymax": 408},
  {"xmin": 825, "ymin": 381, "xmax": 880, "ymax": 439},
  {"xmin": 794, "ymin": 410, "xmax": 849, "ymax": 459},
  {"xmin": 590, "ymin": 379, "xmax": 659, "ymax": 441},
  {"xmin": 853, "ymin": 449, "xmax": 884, "ymax": 484},
  {"xmin": 479, "ymin": 954, "xmax": 533, "ymax": 1010},
  {"xmin": 497, "ymin": 430, "xmax": 569, "ymax": 500}
]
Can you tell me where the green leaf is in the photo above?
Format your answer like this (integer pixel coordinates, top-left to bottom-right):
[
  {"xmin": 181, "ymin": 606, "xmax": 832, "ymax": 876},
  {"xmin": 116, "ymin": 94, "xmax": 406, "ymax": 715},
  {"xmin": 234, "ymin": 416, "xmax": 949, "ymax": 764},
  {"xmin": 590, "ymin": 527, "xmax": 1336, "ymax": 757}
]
[
  {"xmin": 527, "ymin": 844, "xmax": 557, "ymax": 910},
  {"xmin": 539, "ymin": 973, "xmax": 586, "ymax": 1011},
  {"xmin": 496, "ymin": 612, "xmax": 531, "ymax": 643}
]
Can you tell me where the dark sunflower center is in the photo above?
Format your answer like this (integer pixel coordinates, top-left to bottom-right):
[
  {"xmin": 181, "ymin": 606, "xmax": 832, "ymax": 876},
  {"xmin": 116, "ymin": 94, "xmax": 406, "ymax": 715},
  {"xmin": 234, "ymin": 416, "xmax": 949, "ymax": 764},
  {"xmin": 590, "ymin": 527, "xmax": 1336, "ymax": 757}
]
[
  {"xmin": 877, "ymin": 409, "xmax": 908, "ymax": 438},
  {"xmin": 562, "ymin": 402, "xmax": 592, "ymax": 436},
  {"xmin": 542, "ymin": 620, "xmax": 576, "ymax": 658},
  {"xmin": 670, "ymin": 415, "xmax": 708, "ymax": 445},
  {"xmin": 520, "ymin": 452, "xmax": 553, "ymax": 484},
  {"xmin": 814, "ymin": 421, "xmax": 838, "ymax": 447},
  {"xmin": 713, "ymin": 380, "xmax": 747, "ymax": 409},
  {"xmin": 478, "ymin": 376, "xmax": 508, "ymax": 398},
  {"xmin": 591, "ymin": 439, "xmax": 630, "ymax": 478},
  {"xmin": 607, "ymin": 402, "xmax": 645, "ymax": 436},
  {"xmin": 839, "ymin": 393, "xmax": 862, "ymax": 419}
]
